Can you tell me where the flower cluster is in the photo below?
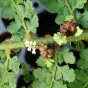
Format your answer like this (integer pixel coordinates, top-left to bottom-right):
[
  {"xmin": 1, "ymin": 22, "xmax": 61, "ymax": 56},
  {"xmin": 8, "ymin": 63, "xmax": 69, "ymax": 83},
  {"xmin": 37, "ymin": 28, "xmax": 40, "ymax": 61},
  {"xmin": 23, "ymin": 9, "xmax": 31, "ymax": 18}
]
[
  {"xmin": 39, "ymin": 43, "xmax": 54, "ymax": 58},
  {"xmin": 74, "ymin": 26, "xmax": 83, "ymax": 37},
  {"xmin": 53, "ymin": 32, "xmax": 67, "ymax": 45},
  {"xmin": 44, "ymin": 59, "xmax": 55, "ymax": 68},
  {"xmin": 24, "ymin": 39, "xmax": 37, "ymax": 54},
  {"xmin": 65, "ymin": 15, "xmax": 74, "ymax": 21}
]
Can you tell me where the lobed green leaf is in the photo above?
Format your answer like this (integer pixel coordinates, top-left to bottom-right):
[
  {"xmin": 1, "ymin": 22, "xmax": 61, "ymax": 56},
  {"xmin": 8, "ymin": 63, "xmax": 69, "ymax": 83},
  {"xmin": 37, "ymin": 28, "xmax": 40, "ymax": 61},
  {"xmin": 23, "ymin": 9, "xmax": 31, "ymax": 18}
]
[{"xmin": 9, "ymin": 56, "xmax": 20, "ymax": 74}]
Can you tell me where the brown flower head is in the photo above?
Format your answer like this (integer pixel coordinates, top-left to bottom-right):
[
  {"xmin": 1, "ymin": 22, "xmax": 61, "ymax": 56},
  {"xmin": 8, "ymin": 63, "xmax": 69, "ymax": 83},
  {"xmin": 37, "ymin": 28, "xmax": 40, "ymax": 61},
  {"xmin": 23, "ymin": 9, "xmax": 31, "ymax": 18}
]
[
  {"xmin": 39, "ymin": 43, "xmax": 55, "ymax": 58},
  {"xmin": 60, "ymin": 21, "xmax": 77, "ymax": 36}
]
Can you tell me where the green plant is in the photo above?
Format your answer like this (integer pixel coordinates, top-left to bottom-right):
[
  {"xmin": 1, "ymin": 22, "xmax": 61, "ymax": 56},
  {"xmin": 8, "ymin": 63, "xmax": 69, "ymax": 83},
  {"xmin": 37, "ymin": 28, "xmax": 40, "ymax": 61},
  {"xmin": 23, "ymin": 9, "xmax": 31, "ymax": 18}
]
[{"xmin": 0, "ymin": 0, "xmax": 88, "ymax": 88}]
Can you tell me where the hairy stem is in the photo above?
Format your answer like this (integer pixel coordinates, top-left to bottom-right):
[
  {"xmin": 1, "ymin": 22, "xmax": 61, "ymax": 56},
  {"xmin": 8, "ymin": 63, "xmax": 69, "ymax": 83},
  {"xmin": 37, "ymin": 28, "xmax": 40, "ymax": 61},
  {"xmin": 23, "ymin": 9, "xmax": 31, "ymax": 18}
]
[
  {"xmin": 49, "ymin": 65, "xmax": 57, "ymax": 88},
  {"xmin": 0, "ymin": 32, "xmax": 88, "ymax": 50},
  {"xmin": 49, "ymin": 52, "xmax": 58, "ymax": 88},
  {"xmin": 67, "ymin": 32, "xmax": 88, "ymax": 42}
]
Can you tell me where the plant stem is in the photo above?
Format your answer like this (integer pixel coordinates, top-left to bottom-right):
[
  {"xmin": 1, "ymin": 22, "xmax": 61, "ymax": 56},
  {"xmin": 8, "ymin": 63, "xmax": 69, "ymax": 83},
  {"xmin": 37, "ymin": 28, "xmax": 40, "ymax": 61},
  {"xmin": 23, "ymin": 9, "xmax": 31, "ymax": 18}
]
[
  {"xmin": 0, "ymin": 42, "xmax": 24, "ymax": 50},
  {"xmin": 49, "ymin": 64, "xmax": 57, "ymax": 88},
  {"xmin": 49, "ymin": 52, "xmax": 58, "ymax": 88},
  {"xmin": 0, "ymin": 35, "xmax": 53, "ymax": 50},
  {"xmin": 0, "ymin": 32, "xmax": 88, "ymax": 50},
  {"xmin": 67, "ymin": 32, "xmax": 88, "ymax": 42}
]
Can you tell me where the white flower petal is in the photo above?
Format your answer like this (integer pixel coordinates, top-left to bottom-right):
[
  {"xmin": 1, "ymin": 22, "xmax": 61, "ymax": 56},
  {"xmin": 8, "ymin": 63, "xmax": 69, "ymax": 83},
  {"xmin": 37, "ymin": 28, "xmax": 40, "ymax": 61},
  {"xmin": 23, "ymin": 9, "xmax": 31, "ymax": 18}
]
[
  {"xmin": 32, "ymin": 48, "xmax": 36, "ymax": 54},
  {"xmin": 27, "ymin": 47, "xmax": 31, "ymax": 51}
]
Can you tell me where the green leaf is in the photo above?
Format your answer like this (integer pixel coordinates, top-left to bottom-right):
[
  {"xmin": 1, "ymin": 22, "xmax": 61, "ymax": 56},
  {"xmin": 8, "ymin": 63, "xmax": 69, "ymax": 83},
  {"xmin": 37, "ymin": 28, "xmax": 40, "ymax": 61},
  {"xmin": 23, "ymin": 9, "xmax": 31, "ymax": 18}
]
[
  {"xmin": 12, "ymin": 33, "xmax": 22, "ymax": 42},
  {"xmin": 39, "ymin": 0, "xmax": 50, "ymax": 5},
  {"xmin": 0, "ymin": 79, "xmax": 3, "ymax": 87},
  {"xmin": 12, "ymin": 27, "xmax": 25, "ymax": 42},
  {"xmin": 40, "ymin": 0, "xmax": 86, "ymax": 13},
  {"xmin": 63, "ymin": 52, "xmax": 75, "ymax": 64},
  {"xmin": 55, "ymin": 6, "xmax": 70, "ymax": 24},
  {"xmin": 59, "ymin": 47, "xmax": 75, "ymax": 64},
  {"xmin": 40, "ymin": 0, "xmax": 64, "ymax": 13},
  {"xmin": 61, "ymin": 65, "xmax": 75, "ymax": 82},
  {"xmin": 57, "ymin": 54, "xmax": 64, "ymax": 64},
  {"xmin": 0, "ymin": 0, "xmax": 10, "ymax": 8},
  {"xmin": 68, "ymin": 0, "xmax": 87, "ymax": 10},
  {"xmin": 4, "ymin": 72, "xmax": 16, "ymax": 88},
  {"xmin": 77, "ymin": 59, "xmax": 88, "ymax": 70},
  {"xmin": 21, "ymin": 86, "xmax": 26, "ymax": 88},
  {"xmin": 62, "ymin": 47, "xmax": 70, "ymax": 53},
  {"xmin": 45, "ymin": 73, "xmax": 52, "ymax": 85},
  {"xmin": 24, "ymin": 0, "xmax": 34, "ymax": 19},
  {"xmin": 30, "ymin": 14, "xmax": 39, "ymax": 33},
  {"xmin": 74, "ymin": 0, "xmax": 87, "ymax": 9},
  {"xmin": 55, "ymin": 14, "xmax": 65, "ymax": 25},
  {"xmin": 7, "ymin": 21, "xmax": 21, "ymax": 33},
  {"xmin": 26, "ymin": 14, "xmax": 38, "ymax": 33},
  {"xmin": 52, "ymin": 81, "xmax": 67, "ymax": 88},
  {"xmin": 0, "ymin": 51, "xmax": 6, "ymax": 59},
  {"xmin": 23, "ymin": 74, "xmax": 33, "ymax": 83},
  {"xmin": 33, "ymin": 68, "xmax": 48, "ymax": 82},
  {"xmin": 18, "ymin": 4, "xmax": 25, "ymax": 17},
  {"xmin": 14, "ymin": 14, "xmax": 21, "ymax": 24},
  {"xmin": 30, "ymin": 14, "xmax": 39, "ymax": 28},
  {"xmin": 1, "ymin": 2, "xmax": 16, "ymax": 19},
  {"xmin": 68, "ymin": 80, "xmax": 82, "ymax": 88},
  {"xmin": 62, "ymin": 6, "xmax": 70, "ymax": 16},
  {"xmin": 75, "ymin": 11, "xmax": 88, "ymax": 28},
  {"xmin": 46, "ymin": 0, "xmax": 64, "ymax": 13},
  {"xmin": 36, "ymin": 56, "xmax": 46, "ymax": 67},
  {"xmin": 81, "ymin": 11, "xmax": 88, "ymax": 28},
  {"xmin": 80, "ymin": 49, "xmax": 88, "ymax": 61},
  {"xmin": 75, "ymin": 11, "xmax": 83, "ymax": 22},
  {"xmin": 84, "ymin": 3, "xmax": 88, "ymax": 11},
  {"xmin": 9, "ymin": 56, "xmax": 20, "ymax": 74},
  {"xmin": 75, "ymin": 69, "xmax": 88, "ymax": 84},
  {"xmin": 48, "ymin": 64, "xmax": 55, "ymax": 73},
  {"xmin": 40, "ymin": 0, "xmax": 86, "ymax": 27},
  {"xmin": 2, "ymin": 85, "xmax": 11, "ymax": 88},
  {"xmin": 0, "ymin": 62, "xmax": 5, "ymax": 77},
  {"xmin": 86, "ymin": 85, "xmax": 88, "ymax": 88},
  {"xmin": 9, "ymin": 73, "xmax": 16, "ymax": 88},
  {"xmin": 55, "ymin": 66, "xmax": 62, "ymax": 80},
  {"xmin": 76, "ymin": 10, "xmax": 88, "ymax": 28},
  {"xmin": 32, "ymin": 81, "xmax": 48, "ymax": 88},
  {"xmin": 14, "ymin": 0, "xmax": 22, "ymax": 4},
  {"xmin": 22, "ymin": 63, "xmax": 29, "ymax": 75}
]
